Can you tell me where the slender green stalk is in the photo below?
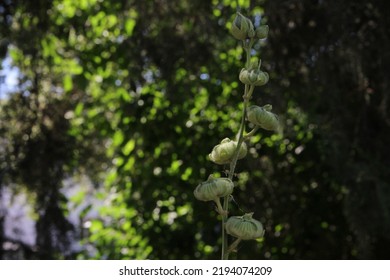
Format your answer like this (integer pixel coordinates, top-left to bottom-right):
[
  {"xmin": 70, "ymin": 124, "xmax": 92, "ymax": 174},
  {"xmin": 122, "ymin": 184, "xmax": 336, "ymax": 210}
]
[
  {"xmin": 228, "ymin": 238, "xmax": 242, "ymax": 254},
  {"xmin": 221, "ymin": 84, "xmax": 254, "ymax": 260},
  {"xmin": 221, "ymin": 37, "xmax": 256, "ymax": 259},
  {"xmin": 244, "ymin": 125, "xmax": 259, "ymax": 139},
  {"xmin": 221, "ymin": 101, "xmax": 246, "ymax": 259}
]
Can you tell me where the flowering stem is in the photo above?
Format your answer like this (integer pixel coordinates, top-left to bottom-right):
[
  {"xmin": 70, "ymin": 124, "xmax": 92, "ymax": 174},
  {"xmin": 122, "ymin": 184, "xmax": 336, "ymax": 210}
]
[
  {"xmin": 221, "ymin": 84, "xmax": 254, "ymax": 260},
  {"xmin": 220, "ymin": 39, "xmax": 255, "ymax": 260},
  {"xmin": 221, "ymin": 36, "xmax": 256, "ymax": 260},
  {"xmin": 195, "ymin": 10, "xmax": 270, "ymax": 261}
]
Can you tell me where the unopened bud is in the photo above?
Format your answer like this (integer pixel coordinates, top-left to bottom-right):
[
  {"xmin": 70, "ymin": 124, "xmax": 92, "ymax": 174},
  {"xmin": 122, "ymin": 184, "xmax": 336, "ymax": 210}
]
[
  {"xmin": 247, "ymin": 104, "xmax": 279, "ymax": 131},
  {"xmin": 249, "ymin": 71, "xmax": 259, "ymax": 83},
  {"xmin": 253, "ymin": 71, "xmax": 269, "ymax": 86},
  {"xmin": 194, "ymin": 176, "xmax": 234, "ymax": 202},
  {"xmin": 249, "ymin": 58, "xmax": 261, "ymax": 70},
  {"xmin": 246, "ymin": 19, "xmax": 256, "ymax": 38},
  {"xmin": 209, "ymin": 138, "xmax": 247, "ymax": 165},
  {"xmin": 231, "ymin": 12, "xmax": 255, "ymax": 40},
  {"xmin": 225, "ymin": 213, "xmax": 264, "ymax": 240},
  {"xmin": 239, "ymin": 68, "xmax": 269, "ymax": 87},
  {"xmin": 255, "ymin": 25, "xmax": 269, "ymax": 40}
]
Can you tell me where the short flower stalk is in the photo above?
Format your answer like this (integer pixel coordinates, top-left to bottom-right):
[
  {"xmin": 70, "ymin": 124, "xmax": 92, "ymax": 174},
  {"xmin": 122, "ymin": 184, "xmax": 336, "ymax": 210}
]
[{"xmin": 194, "ymin": 10, "xmax": 278, "ymax": 260}]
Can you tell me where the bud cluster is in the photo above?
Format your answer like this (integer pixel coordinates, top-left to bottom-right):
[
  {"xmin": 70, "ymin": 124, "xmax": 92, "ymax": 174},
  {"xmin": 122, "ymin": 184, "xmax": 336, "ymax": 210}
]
[
  {"xmin": 231, "ymin": 12, "xmax": 269, "ymax": 41},
  {"xmin": 239, "ymin": 66, "xmax": 269, "ymax": 87}
]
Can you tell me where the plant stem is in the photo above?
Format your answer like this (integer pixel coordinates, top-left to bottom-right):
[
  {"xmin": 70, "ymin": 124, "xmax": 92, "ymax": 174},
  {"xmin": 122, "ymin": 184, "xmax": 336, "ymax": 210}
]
[
  {"xmin": 227, "ymin": 238, "xmax": 242, "ymax": 254},
  {"xmin": 221, "ymin": 85, "xmax": 254, "ymax": 260},
  {"xmin": 221, "ymin": 38, "xmax": 255, "ymax": 260},
  {"xmin": 244, "ymin": 125, "xmax": 259, "ymax": 139}
]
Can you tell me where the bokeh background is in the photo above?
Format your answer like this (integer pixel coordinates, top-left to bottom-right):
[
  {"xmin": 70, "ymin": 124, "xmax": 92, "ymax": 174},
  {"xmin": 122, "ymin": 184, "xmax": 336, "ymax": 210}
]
[{"xmin": 1, "ymin": 0, "xmax": 390, "ymax": 260}]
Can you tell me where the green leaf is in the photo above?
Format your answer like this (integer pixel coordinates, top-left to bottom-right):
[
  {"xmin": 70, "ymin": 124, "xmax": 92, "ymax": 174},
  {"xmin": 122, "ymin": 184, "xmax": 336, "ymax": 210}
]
[
  {"xmin": 63, "ymin": 74, "xmax": 73, "ymax": 92},
  {"xmin": 74, "ymin": 103, "xmax": 84, "ymax": 116},
  {"xmin": 122, "ymin": 139, "xmax": 135, "ymax": 156},
  {"xmin": 113, "ymin": 130, "xmax": 124, "ymax": 146}
]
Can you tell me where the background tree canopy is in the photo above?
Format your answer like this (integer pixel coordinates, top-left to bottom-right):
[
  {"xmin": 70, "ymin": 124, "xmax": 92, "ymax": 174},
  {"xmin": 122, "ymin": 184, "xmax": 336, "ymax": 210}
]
[{"xmin": 0, "ymin": 0, "xmax": 389, "ymax": 260}]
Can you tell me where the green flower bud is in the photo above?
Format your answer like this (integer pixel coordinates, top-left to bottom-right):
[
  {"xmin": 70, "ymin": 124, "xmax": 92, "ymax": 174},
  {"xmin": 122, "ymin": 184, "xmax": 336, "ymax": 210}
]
[
  {"xmin": 255, "ymin": 25, "xmax": 269, "ymax": 40},
  {"xmin": 209, "ymin": 138, "xmax": 247, "ymax": 165},
  {"xmin": 249, "ymin": 71, "xmax": 259, "ymax": 83},
  {"xmin": 253, "ymin": 71, "xmax": 269, "ymax": 86},
  {"xmin": 247, "ymin": 104, "xmax": 279, "ymax": 131},
  {"xmin": 239, "ymin": 68, "xmax": 250, "ymax": 84},
  {"xmin": 231, "ymin": 12, "xmax": 255, "ymax": 40},
  {"xmin": 239, "ymin": 68, "xmax": 269, "ymax": 87},
  {"xmin": 246, "ymin": 19, "xmax": 256, "ymax": 38},
  {"xmin": 249, "ymin": 58, "xmax": 261, "ymax": 70},
  {"xmin": 194, "ymin": 176, "xmax": 234, "ymax": 202},
  {"xmin": 225, "ymin": 213, "xmax": 264, "ymax": 240}
]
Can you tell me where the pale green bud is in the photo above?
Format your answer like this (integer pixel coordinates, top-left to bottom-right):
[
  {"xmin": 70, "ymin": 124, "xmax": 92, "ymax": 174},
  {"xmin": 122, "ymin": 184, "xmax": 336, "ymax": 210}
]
[
  {"xmin": 225, "ymin": 213, "xmax": 264, "ymax": 240},
  {"xmin": 239, "ymin": 68, "xmax": 250, "ymax": 84},
  {"xmin": 247, "ymin": 104, "xmax": 279, "ymax": 131},
  {"xmin": 209, "ymin": 138, "xmax": 247, "ymax": 165},
  {"xmin": 253, "ymin": 71, "xmax": 269, "ymax": 86},
  {"xmin": 194, "ymin": 176, "xmax": 234, "ymax": 202},
  {"xmin": 246, "ymin": 18, "xmax": 256, "ymax": 38},
  {"xmin": 249, "ymin": 58, "xmax": 261, "ymax": 70},
  {"xmin": 249, "ymin": 71, "xmax": 259, "ymax": 83},
  {"xmin": 239, "ymin": 68, "xmax": 269, "ymax": 87},
  {"xmin": 231, "ymin": 12, "xmax": 255, "ymax": 40},
  {"xmin": 255, "ymin": 25, "xmax": 269, "ymax": 40}
]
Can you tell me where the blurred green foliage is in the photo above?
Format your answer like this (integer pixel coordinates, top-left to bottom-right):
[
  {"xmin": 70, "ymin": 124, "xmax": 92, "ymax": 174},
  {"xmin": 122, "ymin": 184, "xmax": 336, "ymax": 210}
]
[{"xmin": 1, "ymin": 0, "xmax": 390, "ymax": 259}]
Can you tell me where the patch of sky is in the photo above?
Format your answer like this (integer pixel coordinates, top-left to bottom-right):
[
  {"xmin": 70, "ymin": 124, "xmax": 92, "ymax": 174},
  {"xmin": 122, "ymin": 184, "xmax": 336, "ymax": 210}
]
[
  {"xmin": 0, "ymin": 56, "xmax": 20, "ymax": 99},
  {"xmin": 200, "ymin": 73, "xmax": 210, "ymax": 80}
]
